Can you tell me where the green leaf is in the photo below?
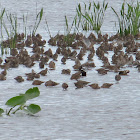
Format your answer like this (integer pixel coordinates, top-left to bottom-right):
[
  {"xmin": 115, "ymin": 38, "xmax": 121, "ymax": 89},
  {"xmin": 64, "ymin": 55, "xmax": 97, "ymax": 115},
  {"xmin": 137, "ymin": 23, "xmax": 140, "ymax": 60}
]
[
  {"xmin": 27, "ymin": 104, "xmax": 41, "ymax": 114},
  {"xmin": 25, "ymin": 87, "xmax": 40, "ymax": 100},
  {"xmin": 5, "ymin": 95, "xmax": 26, "ymax": 107},
  {"xmin": 0, "ymin": 108, "xmax": 4, "ymax": 115}
]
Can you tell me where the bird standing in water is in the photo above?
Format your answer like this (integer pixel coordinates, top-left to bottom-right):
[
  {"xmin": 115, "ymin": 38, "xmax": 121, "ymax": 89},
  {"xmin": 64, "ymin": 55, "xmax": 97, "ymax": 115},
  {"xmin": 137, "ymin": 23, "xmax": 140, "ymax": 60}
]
[
  {"xmin": 62, "ymin": 83, "xmax": 68, "ymax": 90},
  {"xmin": 115, "ymin": 74, "xmax": 121, "ymax": 82},
  {"xmin": 79, "ymin": 66, "xmax": 86, "ymax": 76}
]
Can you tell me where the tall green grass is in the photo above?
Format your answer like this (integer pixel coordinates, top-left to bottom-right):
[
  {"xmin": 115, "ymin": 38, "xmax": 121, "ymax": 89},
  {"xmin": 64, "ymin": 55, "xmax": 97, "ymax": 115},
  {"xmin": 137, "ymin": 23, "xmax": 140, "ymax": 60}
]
[
  {"xmin": 0, "ymin": 9, "xmax": 20, "ymax": 49},
  {"xmin": 63, "ymin": 15, "xmax": 76, "ymax": 46},
  {"xmin": 0, "ymin": 7, "xmax": 44, "ymax": 53},
  {"xmin": 75, "ymin": 0, "xmax": 108, "ymax": 34},
  {"xmin": 112, "ymin": 1, "xmax": 140, "ymax": 36},
  {"xmin": 0, "ymin": 8, "xmax": 5, "ymax": 54},
  {"xmin": 32, "ymin": 8, "xmax": 43, "ymax": 36}
]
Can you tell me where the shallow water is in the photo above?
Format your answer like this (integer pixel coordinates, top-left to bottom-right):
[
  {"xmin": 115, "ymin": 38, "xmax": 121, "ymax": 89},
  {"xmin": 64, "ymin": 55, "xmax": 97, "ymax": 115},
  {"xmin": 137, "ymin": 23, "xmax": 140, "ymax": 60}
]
[{"xmin": 0, "ymin": 0, "xmax": 140, "ymax": 140}]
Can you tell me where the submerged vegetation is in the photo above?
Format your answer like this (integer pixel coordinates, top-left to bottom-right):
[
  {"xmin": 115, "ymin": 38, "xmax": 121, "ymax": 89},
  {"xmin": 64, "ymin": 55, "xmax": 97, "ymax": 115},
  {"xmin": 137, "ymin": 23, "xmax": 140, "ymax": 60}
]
[{"xmin": 0, "ymin": 87, "xmax": 41, "ymax": 116}]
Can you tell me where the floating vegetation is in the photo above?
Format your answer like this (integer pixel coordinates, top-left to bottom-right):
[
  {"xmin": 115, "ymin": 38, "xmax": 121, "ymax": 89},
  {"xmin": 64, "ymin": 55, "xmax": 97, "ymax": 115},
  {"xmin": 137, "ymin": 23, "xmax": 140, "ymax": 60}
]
[{"xmin": 0, "ymin": 87, "xmax": 41, "ymax": 116}]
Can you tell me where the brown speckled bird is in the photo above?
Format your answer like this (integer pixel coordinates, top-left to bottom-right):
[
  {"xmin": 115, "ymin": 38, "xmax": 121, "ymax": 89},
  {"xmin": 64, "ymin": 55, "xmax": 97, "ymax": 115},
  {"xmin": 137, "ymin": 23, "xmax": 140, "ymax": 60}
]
[
  {"xmin": 74, "ymin": 80, "xmax": 90, "ymax": 89},
  {"xmin": 61, "ymin": 69, "xmax": 71, "ymax": 75},
  {"xmin": 53, "ymin": 53, "xmax": 58, "ymax": 61},
  {"xmin": 96, "ymin": 68, "xmax": 108, "ymax": 75},
  {"xmin": 0, "ymin": 74, "xmax": 6, "ymax": 80},
  {"xmin": 45, "ymin": 80, "xmax": 59, "ymax": 87},
  {"xmin": 32, "ymin": 80, "xmax": 44, "ymax": 85},
  {"xmin": 101, "ymin": 83, "xmax": 113, "ymax": 88},
  {"xmin": 62, "ymin": 83, "xmax": 68, "ymax": 90},
  {"xmin": 115, "ymin": 74, "xmax": 121, "ymax": 82},
  {"xmin": 61, "ymin": 57, "xmax": 67, "ymax": 64},
  {"xmin": 70, "ymin": 72, "xmax": 81, "ymax": 80},
  {"xmin": 1, "ymin": 69, "xmax": 7, "ymax": 76},
  {"xmin": 39, "ymin": 61, "xmax": 45, "ymax": 69},
  {"xmin": 49, "ymin": 61, "xmax": 55, "ymax": 70},
  {"xmin": 39, "ymin": 68, "xmax": 48, "ymax": 76},
  {"xmin": 119, "ymin": 70, "xmax": 130, "ymax": 75},
  {"xmin": 14, "ymin": 76, "xmax": 24, "ymax": 82},
  {"xmin": 89, "ymin": 83, "xmax": 100, "ymax": 89}
]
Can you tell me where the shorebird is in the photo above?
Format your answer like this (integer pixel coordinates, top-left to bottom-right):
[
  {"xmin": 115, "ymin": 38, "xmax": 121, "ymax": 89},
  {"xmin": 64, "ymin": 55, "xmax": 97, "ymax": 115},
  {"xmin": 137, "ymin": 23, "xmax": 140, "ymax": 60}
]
[
  {"xmin": 0, "ymin": 57, "xmax": 3, "ymax": 64},
  {"xmin": 39, "ymin": 61, "xmax": 45, "ymax": 69},
  {"xmin": 62, "ymin": 83, "xmax": 68, "ymax": 90},
  {"xmin": 79, "ymin": 66, "xmax": 86, "ymax": 76},
  {"xmin": 14, "ymin": 76, "xmax": 24, "ymax": 82},
  {"xmin": 96, "ymin": 68, "xmax": 108, "ymax": 75},
  {"xmin": 32, "ymin": 80, "xmax": 44, "ymax": 85},
  {"xmin": 74, "ymin": 80, "xmax": 90, "ymax": 89},
  {"xmin": 119, "ymin": 70, "xmax": 130, "ymax": 75},
  {"xmin": 44, "ymin": 48, "xmax": 53, "ymax": 58},
  {"xmin": 80, "ymin": 69, "xmax": 86, "ymax": 76},
  {"xmin": 115, "ymin": 74, "xmax": 121, "ymax": 82},
  {"xmin": 0, "ymin": 74, "xmax": 6, "ymax": 80},
  {"xmin": 70, "ymin": 72, "xmax": 81, "ymax": 80},
  {"xmin": 89, "ymin": 83, "xmax": 100, "ymax": 89},
  {"xmin": 61, "ymin": 57, "xmax": 66, "ymax": 64},
  {"xmin": 1, "ymin": 69, "xmax": 7, "ymax": 76},
  {"xmin": 53, "ymin": 53, "xmax": 58, "ymax": 61},
  {"xmin": 39, "ymin": 68, "xmax": 48, "ymax": 76},
  {"xmin": 61, "ymin": 69, "xmax": 71, "ymax": 75},
  {"xmin": 49, "ymin": 61, "xmax": 55, "ymax": 70},
  {"xmin": 45, "ymin": 80, "xmax": 59, "ymax": 87},
  {"xmin": 101, "ymin": 83, "xmax": 113, "ymax": 88},
  {"xmin": 56, "ymin": 47, "xmax": 61, "ymax": 54}
]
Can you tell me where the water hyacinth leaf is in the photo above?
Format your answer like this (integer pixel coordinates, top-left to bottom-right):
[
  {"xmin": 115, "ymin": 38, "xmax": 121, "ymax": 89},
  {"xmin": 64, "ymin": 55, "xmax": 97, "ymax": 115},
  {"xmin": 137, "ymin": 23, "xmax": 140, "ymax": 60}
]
[
  {"xmin": 25, "ymin": 87, "xmax": 40, "ymax": 100},
  {"xmin": 0, "ymin": 108, "xmax": 4, "ymax": 115},
  {"xmin": 5, "ymin": 95, "xmax": 26, "ymax": 107},
  {"xmin": 27, "ymin": 104, "xmax": 41, "ymax": 114}
]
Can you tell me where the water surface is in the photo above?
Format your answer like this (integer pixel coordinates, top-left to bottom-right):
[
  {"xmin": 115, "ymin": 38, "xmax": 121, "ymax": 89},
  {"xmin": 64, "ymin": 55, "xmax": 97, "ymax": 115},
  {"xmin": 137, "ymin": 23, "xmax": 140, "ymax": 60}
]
[{"xmin": 0, "ymin": 0, "xmax": 140, "ymax": 140}]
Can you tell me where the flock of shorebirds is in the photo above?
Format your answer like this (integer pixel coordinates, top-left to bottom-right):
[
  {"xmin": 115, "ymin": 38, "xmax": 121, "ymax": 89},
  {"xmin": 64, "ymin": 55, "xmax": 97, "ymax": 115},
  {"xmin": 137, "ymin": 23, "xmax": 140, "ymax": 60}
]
[{"xmin": 0, "ymin": 32, "xmax": 140, "ymax": 90}]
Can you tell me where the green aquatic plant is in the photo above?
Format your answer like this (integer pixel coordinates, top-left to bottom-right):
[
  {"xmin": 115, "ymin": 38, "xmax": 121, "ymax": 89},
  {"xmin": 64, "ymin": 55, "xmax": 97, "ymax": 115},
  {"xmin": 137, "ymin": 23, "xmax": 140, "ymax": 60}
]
[
  {"xmin": 0, "ymin": 8, "xmax": 6, "ymax": 54},
  {"xmin": 32, "ymin": 8, "xmax": 43, "ymax": 36},
  {"xmin": 0, "ymin": 108, "xmax": 4, "ymax": 116},
  {"xmin": 63, "ymin": 15, "xmax": 76, "ymax": 46},
  {"xmin": 23, "ymin": 14, "xmax": 28, "ymax": 39},
  {"xmin": 5, "ymin": 87, "xmax": 41, "ymax": 116},
  {"xmin": 65, "ymin": 15, "xmax": 77, "ymax": 34},
  {"xmin": 0, "ymin": 10, "xmax": 19, "ymax": 49},
  {"xmin": 0, "ymin": 8, "xmax": 5, "ymax": 40},
  {"xmin": 111, "ymin": 1, "xmax": 140, "ymax": 36},
  {"xmin": 45, "ymin": 18, "xmax": 52, "ymax": 38},
  {"xmin": 75, "ymin": 0, "xmax": 108, "ymax": 33}
]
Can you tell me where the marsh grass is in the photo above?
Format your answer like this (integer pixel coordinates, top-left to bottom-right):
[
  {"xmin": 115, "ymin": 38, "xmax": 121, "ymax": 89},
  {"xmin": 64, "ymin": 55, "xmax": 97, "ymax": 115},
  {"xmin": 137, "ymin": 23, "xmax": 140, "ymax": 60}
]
[
  {"xmin": 75, "ymin": 0, "xmax": 108, "ymax": 34},
  {"xmin": 23, "ymin": 14, "xmax": 28, "ymax": 39},
  {"xmin": 32, "ymin": 8, "xmax": 43, "ymax": 36},
  {"xmin": 112, "ymin": 1, "xmax": 140, "ymax": 36},
  {"xmin": 45, "ymin": 18, "xmax": 52, "ymax": 38},
  {"xmin": 63, "ymin": 15, "xmax": 76, "ymax": 46},
  {"xmin": 0, "ymin": 9, "xmax": 19, "ymax": 49},
  {"xmin": 0, "ymin": 7, "xmax": 44, "ymax": 55},
  {"xmin": 0, "ymin": 8, "xmax": 5, "ymax": 54}
]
